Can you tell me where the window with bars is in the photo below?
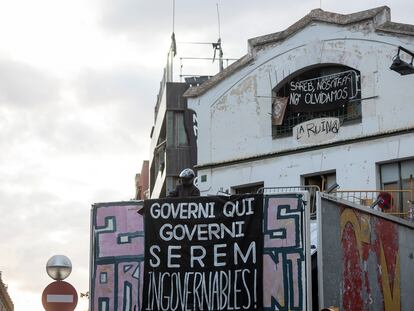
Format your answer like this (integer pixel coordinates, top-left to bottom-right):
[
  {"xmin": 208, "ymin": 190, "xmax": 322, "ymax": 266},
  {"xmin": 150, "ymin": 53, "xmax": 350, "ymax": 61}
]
[{"xmin": 272, "ymin": 65, "xmax": 362, "ymax": 137}]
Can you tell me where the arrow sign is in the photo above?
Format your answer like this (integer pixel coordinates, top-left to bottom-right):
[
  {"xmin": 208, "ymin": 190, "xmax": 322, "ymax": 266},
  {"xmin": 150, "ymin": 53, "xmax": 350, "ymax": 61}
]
[{"xmin": 42, "ymin": 281, "xmax": 78, "ymax": 311}]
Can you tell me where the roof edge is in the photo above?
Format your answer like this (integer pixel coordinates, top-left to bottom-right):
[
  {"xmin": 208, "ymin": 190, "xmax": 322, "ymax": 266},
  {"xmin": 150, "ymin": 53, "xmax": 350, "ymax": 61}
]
[
  {"xmin": 376, "ymin": 20, "xmax": 414, "ymax": 36},
  {"xmin": 183, "ymin": 54, "xmax": 253, "ymax": 98},
  {"xmin": 184, "ymin": 6, "xmax": 414, "ymax": 98},
  {"xmin": 248, "ymin": 6, "xmax": 391, "ymax": 50}
]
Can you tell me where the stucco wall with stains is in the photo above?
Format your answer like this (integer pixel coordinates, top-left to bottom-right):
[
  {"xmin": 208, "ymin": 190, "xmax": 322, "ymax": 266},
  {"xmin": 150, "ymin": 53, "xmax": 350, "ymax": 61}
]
[
  {"xmin": 193, "ymin": 132, "xmax": 414, "ymax": 195},
  {"xmin": 187, "ymin": 12, "xmax": 414, "ymax": 194}
]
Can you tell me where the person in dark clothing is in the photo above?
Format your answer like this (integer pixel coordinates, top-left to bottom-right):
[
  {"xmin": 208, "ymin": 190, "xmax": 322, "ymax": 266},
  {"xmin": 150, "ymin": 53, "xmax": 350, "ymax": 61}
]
[{"xmin": 168, "ymin": 168, "xmax": 200, "ymax": 197}]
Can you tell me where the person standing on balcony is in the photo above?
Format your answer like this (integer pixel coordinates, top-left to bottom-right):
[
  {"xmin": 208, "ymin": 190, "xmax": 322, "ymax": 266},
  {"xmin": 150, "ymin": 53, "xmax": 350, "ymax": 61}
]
[{"xmin": 168, "ymin": 168, "xmax": 200, "ymax": 197}]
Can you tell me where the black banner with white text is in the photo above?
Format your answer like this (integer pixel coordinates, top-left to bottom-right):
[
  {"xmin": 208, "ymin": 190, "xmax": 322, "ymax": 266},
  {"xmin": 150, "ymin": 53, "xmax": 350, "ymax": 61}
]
[
  {"xmin": 289, "ymin": 70, "xmax": 359, "ymax": 112},
  {"xmin": 143, "ymin": 194, "xmax": 263, "ymax": 311}
]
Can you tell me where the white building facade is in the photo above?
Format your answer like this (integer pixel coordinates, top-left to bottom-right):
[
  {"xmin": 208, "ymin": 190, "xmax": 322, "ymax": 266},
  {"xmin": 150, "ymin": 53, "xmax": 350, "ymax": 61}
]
[{"xmin": 185, "ymin": 7, "xmax": 414, "ymax": 212}]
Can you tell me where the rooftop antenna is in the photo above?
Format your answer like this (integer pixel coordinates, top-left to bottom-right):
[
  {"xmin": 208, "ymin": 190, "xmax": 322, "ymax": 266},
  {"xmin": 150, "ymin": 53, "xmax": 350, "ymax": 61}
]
[
  {"xmin": 217, "ymin": 3, "xmax": 221, "ymax": 41},
  {"xmin": 167, "ymin": 0, "xmax": 177, "ymax": 82},
  {"xmin": 212, "ymin": 3, "xmax": 224, "ymax": 72},
  {"xmin": 171, "ymin": 0, "xmax": 176, "ymax": 56},
  {"xmin": 172, "ymin": 0, "xmax": 175, "ymax": 34}
]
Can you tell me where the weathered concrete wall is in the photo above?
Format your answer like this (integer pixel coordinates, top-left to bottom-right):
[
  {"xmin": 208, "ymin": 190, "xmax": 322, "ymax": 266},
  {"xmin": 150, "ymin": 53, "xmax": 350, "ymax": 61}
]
[
  {"xmin": 195, "ymin": 133, "xmax": 414, "ymax": 196},
  {"xmin": 90, "ymin": 201, "xmax": 145, "ymax": 311},
  {"xmin": 187, "ymin": 8, "xmax": 414, "ymax": 196},
  {"xmin": 188, "ymin": 16, "xmax": 414, "ymax": 166},
  {"xmin": 318, "ymin": 194, "xmax": 414, "ymax": 311}
]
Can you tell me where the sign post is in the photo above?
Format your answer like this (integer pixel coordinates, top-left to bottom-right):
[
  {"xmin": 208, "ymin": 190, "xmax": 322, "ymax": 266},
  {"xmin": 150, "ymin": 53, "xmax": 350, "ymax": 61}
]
[
  {"xmin": 42, "ymin": 281, "xmax": 78, "ymax": 311},
  {"xmin": 42, "ymin": 255, "xmax": 78, "ymax": 311}
]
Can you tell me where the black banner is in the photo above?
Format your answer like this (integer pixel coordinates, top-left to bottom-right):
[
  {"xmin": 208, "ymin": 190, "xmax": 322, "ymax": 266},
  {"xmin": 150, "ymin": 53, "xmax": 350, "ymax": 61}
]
[
  {"xmin": 143, "ymin": 194, "xmax": 263, "ymax": 311},
  {"xmin": 289, "ymin": 70, "xmax": 358, "ymax": 112},
  {"xmin": 184, "ymin": 108, "xmax": 198, "ymax": 167}
]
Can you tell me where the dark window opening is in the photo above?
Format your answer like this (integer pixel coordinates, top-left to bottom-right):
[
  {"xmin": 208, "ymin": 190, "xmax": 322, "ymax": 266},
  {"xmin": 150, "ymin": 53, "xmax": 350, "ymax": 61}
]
[
  {"xmin": 304, "ymin": 172, "xmax": 337, "ymax": 192},
  {"xmin": 304, "ymin": 171, "xmax": 337, "ymax": 215},
  {"xmin": 232, "ymin": 182, "xmax": 264, "ymax": 194},
  {"xmin": 167, "ymin": 111, "xmax": 189, "ymax": 147},
  {"xmin": 379, "ymin": 159, "xmax": 414, "ymax": 213},
  {"xmin": 272, "ymin": 65, "xmax": 361, "ymax": 137},
  {"xmin": 175, "ymin": 112, "xmax": 189, "ymax": 146}
]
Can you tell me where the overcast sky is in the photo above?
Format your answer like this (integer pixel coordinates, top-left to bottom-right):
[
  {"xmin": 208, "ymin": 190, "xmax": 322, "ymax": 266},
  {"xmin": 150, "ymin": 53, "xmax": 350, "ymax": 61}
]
[{"xmin": 0, "ymin": 0, "xmax": 412, "ymax": 310}]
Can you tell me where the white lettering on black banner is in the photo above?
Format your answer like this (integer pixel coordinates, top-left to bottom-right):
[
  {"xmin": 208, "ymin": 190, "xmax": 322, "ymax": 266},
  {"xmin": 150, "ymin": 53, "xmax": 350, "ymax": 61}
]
[
  {"xmin": 289, "ymin": 70, "xmax": 359, "ymax": 112},
  {"xmin": 143, "ymin": 195, "xmax": 263, "ymax": 311}
]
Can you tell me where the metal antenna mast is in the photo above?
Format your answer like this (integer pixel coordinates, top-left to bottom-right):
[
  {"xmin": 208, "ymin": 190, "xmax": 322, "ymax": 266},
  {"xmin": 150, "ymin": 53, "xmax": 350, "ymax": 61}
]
[
  {"xmin": 216, "ymin": 3, "xmax": 223, "ymax": 72},
  {"xmin": 217, "ymin": 3, "xmax": 221, "ymax": 40},
  {"xmin": 172, "ymin": 0, "xmax": 175, "ymax": 33},
  {"xmin": 168, "ymin": 0, "xmax": 177, "ymax": 82}
]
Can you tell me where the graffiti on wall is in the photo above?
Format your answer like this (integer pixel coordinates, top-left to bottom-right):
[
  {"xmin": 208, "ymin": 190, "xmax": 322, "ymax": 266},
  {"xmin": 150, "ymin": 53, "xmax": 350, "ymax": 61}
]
[
  {"xmin": 91, "ymin": 196, "xmax": 310, "ymax": 311},
  {"xmin": 340, "ymin": 208, "xmax": 400, "ymax": 311},
  {"xmin": 91, "ymin": 202, "xmax": 145, "ymax": 311},
  {"xmin": 263, "ymin": 194, "xmax": 308, "ymax": 311}
]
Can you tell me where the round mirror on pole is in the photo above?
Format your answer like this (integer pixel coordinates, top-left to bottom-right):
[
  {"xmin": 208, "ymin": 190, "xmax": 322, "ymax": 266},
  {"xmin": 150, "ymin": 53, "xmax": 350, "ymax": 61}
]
[{"xmin": 46, "ymin": 255, "xmax": 72, "ymax": 281}]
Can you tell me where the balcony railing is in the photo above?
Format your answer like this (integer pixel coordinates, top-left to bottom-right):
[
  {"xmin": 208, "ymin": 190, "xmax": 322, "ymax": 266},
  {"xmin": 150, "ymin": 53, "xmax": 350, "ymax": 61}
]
[
  {"xmin": 332, "ymin": 189, "xmax": 414, "ymax": 220},
  {"xmin": 258, "ymin": 186, "xmax": 320, "ymax": 217},
  {"xmin": 256, "ymin": 187, "xmax": 414, "ymax": 221}
]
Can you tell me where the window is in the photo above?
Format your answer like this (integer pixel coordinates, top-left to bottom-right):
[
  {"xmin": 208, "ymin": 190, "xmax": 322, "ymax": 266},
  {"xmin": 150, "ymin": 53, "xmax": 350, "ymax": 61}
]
[
  {"xmin": 175, "ymin": 112, "xmax": 188, "ymax": 146},
  {"xmin": 153, "ymin": 143, "xmax": 165, "ymax": 173},
  {"xmin": 272, "ymin": 65, "xmax": 361, "ymax": 137},
  {"xmin": 232, "ymin": 182, "xmax": 264, "ymax": 194},
  {"xmin": 303, "ymin": 171, "xmax": 337, "ymax": 215},
  {"xmin": 168, "ymin": 111, "xmax": 189, "ymax": 147},
  {"xmin": 304, "ymin": 172, "xmax": 337, "ymax": 192},
  {"xmin": 380, "ymin": 159, "xmax": 414, "ymax": 213}
]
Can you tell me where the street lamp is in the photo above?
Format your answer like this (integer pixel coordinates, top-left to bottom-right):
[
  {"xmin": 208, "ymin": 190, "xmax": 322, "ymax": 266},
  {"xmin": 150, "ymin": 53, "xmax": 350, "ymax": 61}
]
[
  {"xmin": 46, "ymin": 255, "xmax": 72, "ymax": 281},
  {"xmin": 42, "ymin": 255, "xmax": 78, "ymax": 311},
  {"xmin": 390, "ymin": 46, "xmax": 414, "ymax": 75}
]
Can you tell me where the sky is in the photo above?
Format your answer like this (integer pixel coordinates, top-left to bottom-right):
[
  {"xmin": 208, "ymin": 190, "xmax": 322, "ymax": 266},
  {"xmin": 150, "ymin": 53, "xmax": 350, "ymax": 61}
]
[{"xmin": 0, "ymin": 0, "xmax": 412, "ymax": 310}]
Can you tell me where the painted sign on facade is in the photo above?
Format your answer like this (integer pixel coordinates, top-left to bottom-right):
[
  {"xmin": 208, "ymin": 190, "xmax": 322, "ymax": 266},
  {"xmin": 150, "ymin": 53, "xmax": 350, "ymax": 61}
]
[
  {"xmin": 90, "ymin": 201, "xmax": 145, "ymax": 311},
  {"xmin": 319, "ymin": 195, "xmax": 414, "ymax": 311},
  {"xmin": 90, "ymin": 195, "xmax": 310, "ymax": 311},
  {"xmin": 289, "ymin": 70, "xmax": 359, "ymax": 112},
  {"xmin": 293, "ymin": 117, "xmax": 340, "ymax": 145},
  {"xmin": 263, "ymin": 194, "xmax": 310, "ymax": 311}
]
